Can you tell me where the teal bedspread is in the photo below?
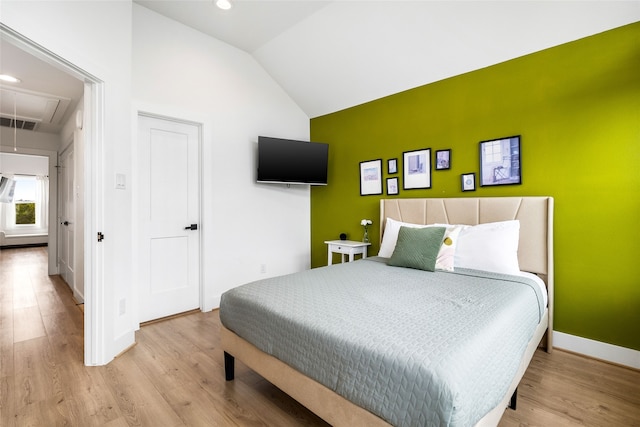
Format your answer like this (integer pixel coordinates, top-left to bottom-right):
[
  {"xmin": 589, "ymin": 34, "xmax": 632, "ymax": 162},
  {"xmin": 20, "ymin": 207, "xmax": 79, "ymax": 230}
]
[{"xmin": 220, "ymin": 257, "xmax": 545, "ymax": 426}]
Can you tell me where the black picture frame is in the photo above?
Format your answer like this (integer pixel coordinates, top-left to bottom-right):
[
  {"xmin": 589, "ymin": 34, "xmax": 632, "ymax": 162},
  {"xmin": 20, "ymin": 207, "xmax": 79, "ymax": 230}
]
[
  {"xmin": 387, "ymin": 158, "xmax": 398, "ymax": 174},
  {"xmin": 386, "ymin": 177, "xmax": 399, "ymax": 195},
  {"xmin": 479, "ymin": 135, "xmax": 521, "ymax": 186},
  {"xmin": 359, "ymin": 159, "xmax": 383, "ymax": 196},
  {"xmin": 461, "ymin": 173, "xmax": 476, "ymax": 192},
  {"xmin": 435, "ymin": 149, "xmax": 451, "ymax": 170},
  {"xmin": 402, "ymin": 148, "xmax": 431, "ymax": 190}
]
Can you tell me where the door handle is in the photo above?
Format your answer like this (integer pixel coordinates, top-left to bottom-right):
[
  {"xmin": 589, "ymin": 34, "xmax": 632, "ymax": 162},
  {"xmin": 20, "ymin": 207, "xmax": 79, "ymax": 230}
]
[
  {"xmin": 63, "ymin": 221, "xmax": 70, "ymax": 226},
  {"xmin": 184, "ymin": 224, "xmax": 198, "ymax": 231}
]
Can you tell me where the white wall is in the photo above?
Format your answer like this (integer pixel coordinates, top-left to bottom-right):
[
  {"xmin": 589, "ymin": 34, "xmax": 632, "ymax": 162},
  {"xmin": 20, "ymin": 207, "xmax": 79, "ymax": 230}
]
[
  {"xmin": 132, "ymin": 5, "xmax": 311, "ymax": 311},
  {"xmin": 2, "ymin": 0, "xmax": 311, "ymax": 365},
  {"xmin": 1, "ymin": 0, "xmax": 134, "ymax": 364}
]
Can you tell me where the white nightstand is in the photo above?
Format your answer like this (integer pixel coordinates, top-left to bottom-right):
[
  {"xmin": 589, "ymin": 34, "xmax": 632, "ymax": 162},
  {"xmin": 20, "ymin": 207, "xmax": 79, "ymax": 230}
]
[{"xmin": 324, "ymin": 240, "xmax": 371, "ymax": 265}]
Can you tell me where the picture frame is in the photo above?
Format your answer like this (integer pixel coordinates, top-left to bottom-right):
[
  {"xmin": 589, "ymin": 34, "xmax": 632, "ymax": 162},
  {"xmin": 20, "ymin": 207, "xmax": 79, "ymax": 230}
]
[
  {"xmin": 402, "ymin": 148, "xmax": 431, "ymax": 190},
  {"xmin": 435, "ymin": 149, "xmax": 451, "ymax": 170},
  {"xmin": 386, "ymin": 177, "xmax": 399, "ymax": 195},
  {"xmin": 479, "ymin": 135, "xmax": 521, "ymax": 186},
  {"xmin": 359, "ymin": 159, "xmax": 383, "ymax": 196},
  {"xmin": 387, "ymin": 158, "xmax": 398, "ymax": 174},
  {"xmin": 461, "ymin": 173, "xmax": 476, "ymax": 192}
]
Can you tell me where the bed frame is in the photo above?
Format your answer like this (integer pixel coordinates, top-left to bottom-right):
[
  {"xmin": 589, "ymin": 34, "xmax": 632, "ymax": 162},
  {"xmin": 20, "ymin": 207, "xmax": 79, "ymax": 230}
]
[{"xmin": 222, "ymin": 196, "xmax": 554, "ymax": 427}]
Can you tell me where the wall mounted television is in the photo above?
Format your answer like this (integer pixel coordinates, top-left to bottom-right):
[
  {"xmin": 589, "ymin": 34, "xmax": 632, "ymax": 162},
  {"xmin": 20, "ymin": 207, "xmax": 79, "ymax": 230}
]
[{"xmin": 257, "ymin": 136, "xmax": 329, "ymax": 185}]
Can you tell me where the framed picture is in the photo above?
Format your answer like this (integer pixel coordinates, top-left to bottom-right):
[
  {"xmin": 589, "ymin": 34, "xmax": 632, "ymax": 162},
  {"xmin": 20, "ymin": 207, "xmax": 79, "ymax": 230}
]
[
  {"xmin": 387, "ymin": 158, "xmax": 398, "ymax": 174},
  {"xmin": 435, "ymin": 149, "xmax": 451, "ymax": 170},
  {"xmin": 386, "ymin": 177, "xmax": 399, "ymax": 195},
  {"xmin": 359, "ymin": 159, "xmax": 383, "ymax": 196},
  {"xmin": 479, "ymin": 135, "xmax": 521, "ymax": 186},
  {"xmin": 402, "ymin": 148, "xmax": 431, "ymax": 190},
  {"xmin": 461, "ymin": 173, "xmax": 476, "ymax": 192}
]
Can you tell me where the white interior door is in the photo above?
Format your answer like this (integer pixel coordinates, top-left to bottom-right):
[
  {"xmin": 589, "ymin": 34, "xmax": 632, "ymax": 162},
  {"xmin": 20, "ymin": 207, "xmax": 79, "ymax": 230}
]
[
  {"xmin": 138, "ymin": 115, "xmax": 200, "ymax": 323},
  {"xmin": 58, "ymin": 145, "xmax": 75, "ymax": 289}
]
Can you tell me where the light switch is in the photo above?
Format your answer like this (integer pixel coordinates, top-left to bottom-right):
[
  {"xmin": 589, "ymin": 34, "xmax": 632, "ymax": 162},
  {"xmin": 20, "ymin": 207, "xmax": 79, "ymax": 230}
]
[{"xmin": 115, "ymin": 173, "xmax": 126, "ymax": 190}]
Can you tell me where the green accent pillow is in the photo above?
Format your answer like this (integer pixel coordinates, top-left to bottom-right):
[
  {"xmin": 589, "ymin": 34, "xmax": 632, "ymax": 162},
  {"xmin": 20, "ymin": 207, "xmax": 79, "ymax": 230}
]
[{"xmin": 388, "ymin": 226, "xmax": 447, "ymax": 271}]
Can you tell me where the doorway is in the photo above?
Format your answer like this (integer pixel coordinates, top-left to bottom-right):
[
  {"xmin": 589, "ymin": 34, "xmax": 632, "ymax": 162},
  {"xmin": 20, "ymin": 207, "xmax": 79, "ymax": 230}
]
[
  {"xmin": 57, "ymin": 142, "xmax": 75, "ymax": 292},
  {"xmin": 136, "ymin": 114, "xmax": 202, "ymax": 323},
  {"xmin": 1, "ymin": 24, "xmax": 103, "ymax": 365}
]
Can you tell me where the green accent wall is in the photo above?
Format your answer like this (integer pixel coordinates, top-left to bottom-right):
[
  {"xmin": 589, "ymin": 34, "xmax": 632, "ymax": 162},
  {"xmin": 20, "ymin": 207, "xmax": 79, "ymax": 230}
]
[{"xmin": 310, "ymin": 22, "xmax": 640, "ymax": 351}]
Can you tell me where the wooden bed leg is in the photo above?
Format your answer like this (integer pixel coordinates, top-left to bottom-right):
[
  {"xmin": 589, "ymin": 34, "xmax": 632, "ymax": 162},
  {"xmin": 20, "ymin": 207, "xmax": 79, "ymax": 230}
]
[
  {"xmin": 508, "ymin": 387, "xmax": 518, "ymax": 410},
  {"xmin": 224, "ymin": 351, "xmax": 235, "ymax": 381}
]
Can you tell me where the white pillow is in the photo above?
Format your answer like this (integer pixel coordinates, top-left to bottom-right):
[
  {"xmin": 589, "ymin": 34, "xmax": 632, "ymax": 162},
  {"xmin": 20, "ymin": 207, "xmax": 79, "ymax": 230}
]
[
  {"xmin": 454, "ymin": 220, "xmax": 520, "ymax": 274},
  {"xmin": 378, "ymin": 218, "xmax": 463, "ymax": 272},
  {"xmin": 378, "ymin": 218, "xmax": 428, "ymax": 258}
]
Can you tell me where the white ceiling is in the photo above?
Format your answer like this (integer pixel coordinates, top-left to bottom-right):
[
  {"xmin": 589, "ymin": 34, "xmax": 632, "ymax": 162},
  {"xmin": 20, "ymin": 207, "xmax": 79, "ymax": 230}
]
[
  {"xmin": 0, "ymin": 39, "xmax": 84, "ymax": 134},
  {"xmin": 1, "ymin": 0, "xmax": 639, "ymax": 134},
  {"xmin": 134, "ymin": 0, "xmax": 640, "ymax": 118}
]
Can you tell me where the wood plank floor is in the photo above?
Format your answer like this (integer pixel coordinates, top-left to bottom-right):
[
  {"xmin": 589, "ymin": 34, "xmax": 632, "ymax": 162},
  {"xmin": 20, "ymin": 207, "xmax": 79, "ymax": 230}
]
[{"xmin": 1, "ymin": 246, "xmax": 639, "ymax": 426}]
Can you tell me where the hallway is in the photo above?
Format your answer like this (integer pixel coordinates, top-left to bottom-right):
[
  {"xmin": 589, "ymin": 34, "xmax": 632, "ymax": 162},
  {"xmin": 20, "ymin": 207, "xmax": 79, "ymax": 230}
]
[
  {"xmin": 0, "ymin": 246, "xmax": 86, "ymax": 424},
  {"xmin": 0, "ymin": 246, "xmax": 82, "ymax": 344}
]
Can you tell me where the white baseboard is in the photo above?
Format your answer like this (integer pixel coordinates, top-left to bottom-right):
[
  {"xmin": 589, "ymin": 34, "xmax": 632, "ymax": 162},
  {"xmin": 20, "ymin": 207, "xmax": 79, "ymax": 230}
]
[{"xmin": 554, "ymin": 331, "xmax": 640, "ymax": 370}]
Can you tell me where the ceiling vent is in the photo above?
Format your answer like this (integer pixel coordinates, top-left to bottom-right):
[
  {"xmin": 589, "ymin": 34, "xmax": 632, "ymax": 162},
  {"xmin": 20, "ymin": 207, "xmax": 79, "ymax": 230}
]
[
  {"xmin": 0, "ymin": 86, "xmax": 70, "ymax": 132},
  {"xmin": 0, "ymin": 116, "xmax": 38, "ymax": 131}
]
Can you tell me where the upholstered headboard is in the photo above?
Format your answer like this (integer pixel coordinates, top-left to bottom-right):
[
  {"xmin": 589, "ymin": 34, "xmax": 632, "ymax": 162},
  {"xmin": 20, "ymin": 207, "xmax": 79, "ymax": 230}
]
[{"xmin": 380, "ymin": 197, "xmax": 554, "ymax": 277}]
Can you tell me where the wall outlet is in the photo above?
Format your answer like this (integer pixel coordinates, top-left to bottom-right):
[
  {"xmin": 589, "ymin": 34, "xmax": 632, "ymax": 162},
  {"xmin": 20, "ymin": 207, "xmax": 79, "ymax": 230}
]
[
  {"xmin": 260, "ymin": 264, "xmax": 267, "ymax": 274},
  {"xmin": 119, "ymin": 298, "xmax": 126, "ymax": 315}
]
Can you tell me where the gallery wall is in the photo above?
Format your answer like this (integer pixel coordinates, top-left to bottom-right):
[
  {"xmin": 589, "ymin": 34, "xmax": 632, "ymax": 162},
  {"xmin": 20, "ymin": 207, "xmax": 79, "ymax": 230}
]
[{"xmin": 310, "ymin": 22, "xmax": 640, "ymax": 351}]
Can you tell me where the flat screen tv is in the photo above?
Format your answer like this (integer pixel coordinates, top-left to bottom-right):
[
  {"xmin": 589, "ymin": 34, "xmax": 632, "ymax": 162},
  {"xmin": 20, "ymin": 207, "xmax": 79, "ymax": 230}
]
[{"xmin": 257, "ymin": 136, "xmax": 329, "ymax": 185}]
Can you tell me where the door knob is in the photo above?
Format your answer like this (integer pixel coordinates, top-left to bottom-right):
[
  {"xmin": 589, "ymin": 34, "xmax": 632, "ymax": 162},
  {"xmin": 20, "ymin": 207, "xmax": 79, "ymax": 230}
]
[
  {"xmin": 184, "ymin": 224, "xmax": 198, "ymax": 230},
  {"xmin": 63, "ymin": 221, "xmax": 70, "ymax": 226}
]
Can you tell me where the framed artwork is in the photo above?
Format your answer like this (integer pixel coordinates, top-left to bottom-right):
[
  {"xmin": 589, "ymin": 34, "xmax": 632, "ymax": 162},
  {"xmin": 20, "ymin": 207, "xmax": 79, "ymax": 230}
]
[
  {"xmin": 386, "ymin": 177, "xmax": 399, "ymax": 195},
  {"xmin": 402, "ymin": 148, "xmax": 431, "ymax": 190},
  {"xmin": 479, "ymin": 135, "xmax": 521, "ymax": 186},
  {"xmin": 435, "ymin": 149, "xmax": 451, "ymax": 170},
  {"xmin": 461, "ymin": 173, "xmax": 476, "ymax": 192},
  {"xmin": 359, "ymin": 159, "xmax": 383, "ymax": 196},
  {"xmin": 387, "ymin": 158, "xmax": 398, "ymax": 174}
]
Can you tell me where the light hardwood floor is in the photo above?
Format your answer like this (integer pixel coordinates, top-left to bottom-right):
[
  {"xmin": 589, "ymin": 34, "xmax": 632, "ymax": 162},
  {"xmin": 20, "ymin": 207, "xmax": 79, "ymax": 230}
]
[{"xmin": 1, "ymin": 246, "xmax": 639, "ymax": 426}]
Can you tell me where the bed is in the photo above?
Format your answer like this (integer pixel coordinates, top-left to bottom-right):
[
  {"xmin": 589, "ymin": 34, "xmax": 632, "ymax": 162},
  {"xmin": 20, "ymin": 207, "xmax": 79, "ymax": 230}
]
[{"xmin": 220, "ymin": 196, "xmax": 554, "ymax": 426}]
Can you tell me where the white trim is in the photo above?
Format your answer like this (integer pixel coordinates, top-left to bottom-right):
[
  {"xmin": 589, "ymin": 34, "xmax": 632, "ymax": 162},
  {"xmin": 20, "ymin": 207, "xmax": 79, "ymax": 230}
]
[
  {"xmin": 554, "ymin": 331, "xmax": 640, "ymax": 370},
  {"xmin": 1, "ymin": 24, "xmax": 106, "ymax": 366},
  {"xmin": 132, "ymin": 107, "xmax": 205, "ymax": 328}
]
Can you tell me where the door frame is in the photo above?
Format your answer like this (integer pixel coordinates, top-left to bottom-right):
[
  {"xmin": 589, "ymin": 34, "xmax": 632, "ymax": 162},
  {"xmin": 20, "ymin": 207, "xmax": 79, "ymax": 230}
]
[
  {"xmin": 133, "ymin": 111, "xmax": 204, "ymax": 329},
  {"xmin": 1, "ymin": 24, "xmax": 104, "ymax": 366}
]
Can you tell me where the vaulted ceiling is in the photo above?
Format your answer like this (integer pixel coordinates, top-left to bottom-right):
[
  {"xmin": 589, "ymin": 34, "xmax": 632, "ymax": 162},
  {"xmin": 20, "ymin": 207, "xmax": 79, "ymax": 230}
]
[
  {"xmin": 1, "ymin": 1, "xmax": 639, "ymax": 135},
  {"xmin": 135, "ymin": 0, "xmax": 640, "ymax": 118}
]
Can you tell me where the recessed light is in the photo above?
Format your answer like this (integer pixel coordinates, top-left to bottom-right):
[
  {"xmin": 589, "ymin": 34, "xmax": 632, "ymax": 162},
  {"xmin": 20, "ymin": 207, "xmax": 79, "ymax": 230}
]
[
  {"xmin": 216, "ymin": 0, "xmax": 232, "ymax": 10},
  {"xmin": 0, "ymin": 74, "xmax": 21, "ymax": 83}
]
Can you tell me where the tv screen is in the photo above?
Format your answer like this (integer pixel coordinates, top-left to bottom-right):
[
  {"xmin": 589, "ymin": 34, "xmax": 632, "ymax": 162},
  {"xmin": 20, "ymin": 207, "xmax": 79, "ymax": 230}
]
[{"xmin": 257, "ymin": 136, "xmax": 329, "ymax": 185}]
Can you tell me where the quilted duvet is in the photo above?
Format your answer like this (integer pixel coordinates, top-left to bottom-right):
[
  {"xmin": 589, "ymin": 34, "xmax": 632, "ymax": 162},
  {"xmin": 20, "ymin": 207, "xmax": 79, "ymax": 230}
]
[{"xmin": 220, "ymin": 257, "xmax": 545, "ymax": 426}]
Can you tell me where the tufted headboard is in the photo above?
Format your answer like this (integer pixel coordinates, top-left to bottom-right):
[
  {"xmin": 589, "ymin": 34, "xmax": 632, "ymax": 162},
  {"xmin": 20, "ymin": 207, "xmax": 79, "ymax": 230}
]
[{"xmin": 380, "ymin": 197, "xmax": 554, "ymax": 278}]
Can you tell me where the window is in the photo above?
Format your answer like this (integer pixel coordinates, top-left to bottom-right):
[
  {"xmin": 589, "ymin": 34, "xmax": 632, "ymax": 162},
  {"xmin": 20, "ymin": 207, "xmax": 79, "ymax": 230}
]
[
  {"xmin": 0, "ymin": 174, "xmax": 48, "ymax": 234},
  {"xmin": 13, "ymin": 176, "xmax": 37, "ymax": 225},
  {"xmin": 13, "ymin": 176, "xmax": 36, "ymax": 225}
]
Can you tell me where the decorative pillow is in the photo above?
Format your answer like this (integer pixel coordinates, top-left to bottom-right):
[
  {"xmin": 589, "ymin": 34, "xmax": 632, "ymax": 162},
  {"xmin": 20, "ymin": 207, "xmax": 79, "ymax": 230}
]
[
  {"xmin": 378, "ymin": 217, "xmax": 427, "ymax": 258},
  {"xmin": 454, "ymin": 220, "xmax": 520, "ymax": 274},
  {"xmin": 388, "ymin": 226, "xmax": 447, "ymax": 272},
  {"xmin": 380, "ymin": 218, "xmax": 464, "ymax": 272}
]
